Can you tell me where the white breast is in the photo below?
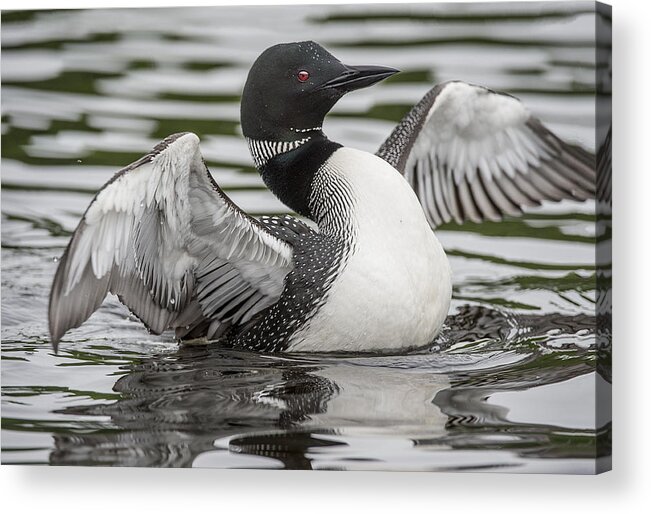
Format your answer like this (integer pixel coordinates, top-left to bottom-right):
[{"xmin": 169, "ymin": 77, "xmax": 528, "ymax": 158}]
[{"xmin": 287, "ymin": 147, "xmax": 452, "ymax": 352}]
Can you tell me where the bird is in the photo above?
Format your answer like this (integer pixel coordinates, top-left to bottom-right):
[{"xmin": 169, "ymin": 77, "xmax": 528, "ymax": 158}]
[{"xmin": 48, "ymin": 41, "xmax": 595, "ymax": 353}]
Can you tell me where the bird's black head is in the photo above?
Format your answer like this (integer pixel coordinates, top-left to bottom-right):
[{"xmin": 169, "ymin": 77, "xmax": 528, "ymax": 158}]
[{"xmin": 240, "ymin": 41, "xmax": 398, "ymax": 141}]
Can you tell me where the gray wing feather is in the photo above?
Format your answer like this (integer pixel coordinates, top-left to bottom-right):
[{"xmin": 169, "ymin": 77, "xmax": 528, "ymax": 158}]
[
  {"xmin": 49, "ymin": 132, "xmax": 294, "ymax": 349},
  {"xmin": 377, "ymin": 80, "xmax": 596, "ymax": 228},
  {"xmin": 49, "ymin": 231, "xmax": 112, "ymax": 345}
]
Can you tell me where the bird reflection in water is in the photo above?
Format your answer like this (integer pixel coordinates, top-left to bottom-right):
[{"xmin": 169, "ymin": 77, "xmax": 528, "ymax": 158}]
[{"xmin": 50, "ymin": 307, "xmax": 603, "ymax": 470}]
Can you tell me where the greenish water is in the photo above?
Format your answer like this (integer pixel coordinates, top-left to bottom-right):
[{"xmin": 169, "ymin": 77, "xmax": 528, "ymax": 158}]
[{"xmin": 1, "ymin": 2, "xmax": 611, "ymax": 472}]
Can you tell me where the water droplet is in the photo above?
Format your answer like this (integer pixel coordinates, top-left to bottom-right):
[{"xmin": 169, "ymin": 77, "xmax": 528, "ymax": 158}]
[
  {"xmin": 76, "ymin": 159, "xmax": 82, "ymax": 163},
  {"xmin": 52, "ymin": 257, "xmax": 59, "ymax": 263},
  {"xmin": 170, "ymin": 298, "xmax": 176, "ymax": 305},
  {"xmin": 140, "ymin": 201, "xmax": 144, "ymax": 208}
]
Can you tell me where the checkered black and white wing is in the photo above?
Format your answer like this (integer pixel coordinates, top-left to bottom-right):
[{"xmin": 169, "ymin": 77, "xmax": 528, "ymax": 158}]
[
  {"xmin": 49, "ymin": 132, "xmax": 294, "ymax": 349},
  {"xmin": 376, "ymin": 81, "xmax": 596, "ymax": 228}
]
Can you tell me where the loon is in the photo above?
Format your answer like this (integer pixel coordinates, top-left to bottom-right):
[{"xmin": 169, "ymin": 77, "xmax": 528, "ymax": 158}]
[{"xmin": 48, "ymin": 41, "xmax": 595, "ymax": 353}]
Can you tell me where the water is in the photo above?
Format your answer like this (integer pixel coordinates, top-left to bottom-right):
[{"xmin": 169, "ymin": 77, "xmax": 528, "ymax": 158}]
[{"xmin": 1, "ymin": 3, "xmax": 611, "ymax": 472}]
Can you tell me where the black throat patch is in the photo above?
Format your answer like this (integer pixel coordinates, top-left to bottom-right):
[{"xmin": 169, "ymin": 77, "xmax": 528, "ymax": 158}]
[{"xmin": 258, "ymin": 133, "xmax": 342, "ymax": 219}]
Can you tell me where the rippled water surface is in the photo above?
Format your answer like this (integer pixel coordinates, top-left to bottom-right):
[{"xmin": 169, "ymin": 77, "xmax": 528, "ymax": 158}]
[{"xmin": 1, "ymin": 3, "xmax": 611, "ymax": 472}]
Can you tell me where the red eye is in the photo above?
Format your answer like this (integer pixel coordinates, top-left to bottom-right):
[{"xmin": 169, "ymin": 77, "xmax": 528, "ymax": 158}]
[{"xmin": 297, "ymin": 70, "xmax": 310, "ymax": 82}]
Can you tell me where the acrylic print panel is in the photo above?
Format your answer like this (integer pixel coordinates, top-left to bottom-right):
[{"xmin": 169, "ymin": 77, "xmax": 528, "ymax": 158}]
[{"xmin": 1, "ymin": 1, "xmax": 611, "ymax": 473}]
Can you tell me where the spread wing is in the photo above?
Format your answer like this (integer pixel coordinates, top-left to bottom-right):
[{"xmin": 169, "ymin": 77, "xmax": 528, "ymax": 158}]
[
  {"xmin": 49, "ymin": 132, "xmax": 293, "ymax": 350},
  {"xmin": 377, "ymin": 80, "xmax": 596, "ymax": 227}
]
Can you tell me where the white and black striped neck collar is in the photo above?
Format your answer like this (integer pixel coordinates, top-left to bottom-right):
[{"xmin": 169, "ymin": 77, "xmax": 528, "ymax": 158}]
[
  {"xmin": 248, "ymin": 132, "xmax": 343, "ymax": 220},
  {"xmin": 245, "ymin": 136, "xmax": 313, "ymax": 169}
]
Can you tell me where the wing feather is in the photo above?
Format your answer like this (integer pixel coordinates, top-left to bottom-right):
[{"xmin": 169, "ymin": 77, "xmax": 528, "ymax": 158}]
[
  {"xmin": 376, "ymin": 81, "xmax": 596, "ymax": 228},
  {"xmin": 49, "ymin": 132, "xmax": 295, "ymax": 349}
]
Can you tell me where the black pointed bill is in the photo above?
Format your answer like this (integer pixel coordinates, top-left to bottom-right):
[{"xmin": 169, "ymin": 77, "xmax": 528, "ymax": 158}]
[{"xmin": 319, "ymin": 64, "xmax": 399, "ymax": 92}]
